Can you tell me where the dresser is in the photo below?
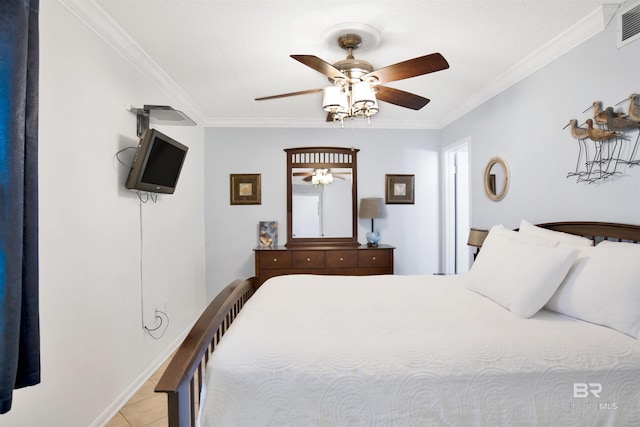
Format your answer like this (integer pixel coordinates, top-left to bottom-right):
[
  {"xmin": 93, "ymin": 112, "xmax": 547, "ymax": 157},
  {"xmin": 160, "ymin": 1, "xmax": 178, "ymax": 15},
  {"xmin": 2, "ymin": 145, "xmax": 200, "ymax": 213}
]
[{"xmin": 254, "ymin": 245, "xmax": 395, "ymax": 286}]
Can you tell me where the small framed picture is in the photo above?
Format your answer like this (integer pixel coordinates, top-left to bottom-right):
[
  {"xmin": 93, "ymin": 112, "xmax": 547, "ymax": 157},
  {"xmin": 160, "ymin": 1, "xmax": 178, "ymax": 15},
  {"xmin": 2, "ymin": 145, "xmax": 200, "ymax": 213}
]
[
  {"xmin": 385, "ymin": 174, "xmax": 415, "ymax": 204},
  {"xmin": 230, "ymin": 174, "xmax": 261, "ymax": 205},
  {"xmin": 259, "ymin": 221, "xmax": 278, "ymax": 247}
]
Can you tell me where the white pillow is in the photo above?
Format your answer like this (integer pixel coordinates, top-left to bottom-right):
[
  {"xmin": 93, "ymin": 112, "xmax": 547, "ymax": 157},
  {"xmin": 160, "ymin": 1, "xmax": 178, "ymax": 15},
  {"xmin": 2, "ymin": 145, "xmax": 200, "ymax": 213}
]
[
  {"xmin": 519, "ymin": 219, "xmax": 594, "ymax": 248},
  {"xmin": 489, "ymin": 224, "xmax": 559, "ymax": 247},
  {"xmin": 469, "ymin": 225, "xmax": 579, "ymax": 318},
  {"xmin": 546, "ymin": 240, "xmax": 640, "ymax": 339}
]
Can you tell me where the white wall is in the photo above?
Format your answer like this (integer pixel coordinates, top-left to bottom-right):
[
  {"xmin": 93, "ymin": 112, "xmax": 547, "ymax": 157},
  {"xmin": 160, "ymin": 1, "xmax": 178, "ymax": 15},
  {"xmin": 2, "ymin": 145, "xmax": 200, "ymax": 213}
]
[
  {"xmin": 204, "ymin": 127, "xmax": 442, "ymax": 299},
  {"xmin": 442, "ymin": 18, "xmax": 640, "ymax": 230},
  {"xmin": 0, "ymin": 3, "xmax": 206, "ymax": 426}
]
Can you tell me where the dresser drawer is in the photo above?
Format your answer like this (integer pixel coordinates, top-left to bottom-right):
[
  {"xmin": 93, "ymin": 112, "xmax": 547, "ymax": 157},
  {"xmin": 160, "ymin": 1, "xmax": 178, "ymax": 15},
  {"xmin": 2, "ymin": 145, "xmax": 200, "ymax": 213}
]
[
  {"xmin": 358, "ymin": 249, "xmax": 391, "ymax": 268},
  {"xmin": 325, "ymin": 250, "xmax": 357, "ymax": 268},
  {"xmin": 257, "ymin": 251, "xmax": 292, "ymax": 269},
  {"xmin": 292, "ymin": 251, "xmax": 325, "ymax": 268}
]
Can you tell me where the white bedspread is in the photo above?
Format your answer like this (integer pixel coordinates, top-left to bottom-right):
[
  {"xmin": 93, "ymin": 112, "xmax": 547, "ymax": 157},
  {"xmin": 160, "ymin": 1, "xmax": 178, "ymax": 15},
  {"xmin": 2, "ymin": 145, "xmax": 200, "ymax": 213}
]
[{"xmin": 199, "ymin": 274, "xmax": 640, "ymax": 426}]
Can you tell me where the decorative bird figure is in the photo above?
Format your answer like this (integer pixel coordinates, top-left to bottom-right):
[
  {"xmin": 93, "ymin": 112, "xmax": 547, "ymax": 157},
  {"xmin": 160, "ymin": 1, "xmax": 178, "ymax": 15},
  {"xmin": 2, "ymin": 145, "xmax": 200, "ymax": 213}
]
[
  {"xmin": 585, "ymin": 101, "xmax": 626, "ymax": 128},
  {"xmin": 564, "ymin": 119, "xmax": 590, "ymax": 179},
  {"xmin": 607, "ymin": 101, "xmax": 640, "ymax": 166},
  {"xmin": 585, "ymin": 119, "xmax": 621, "ymax": 141},
  {"xmin": 565, "ymin": 119, "xmax": 589, "ymax": 140},
  {"xmin": 627, "ymin": 94, "xmax": 640, "ymax": 122},
  {"xmin": 605, "ymin": 107, "xmax": 640, "ymax": 132},
  {"xmin": 582, "ymin": 119, "xmax": 623, "ymax": 182}
]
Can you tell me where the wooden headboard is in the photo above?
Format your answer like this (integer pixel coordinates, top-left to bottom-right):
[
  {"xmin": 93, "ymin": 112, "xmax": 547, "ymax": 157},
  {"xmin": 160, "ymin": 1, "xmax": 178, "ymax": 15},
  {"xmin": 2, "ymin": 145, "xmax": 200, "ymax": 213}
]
[{"xmin": 538, "ymin": 221, "xmax": 640, "ymax": 243}]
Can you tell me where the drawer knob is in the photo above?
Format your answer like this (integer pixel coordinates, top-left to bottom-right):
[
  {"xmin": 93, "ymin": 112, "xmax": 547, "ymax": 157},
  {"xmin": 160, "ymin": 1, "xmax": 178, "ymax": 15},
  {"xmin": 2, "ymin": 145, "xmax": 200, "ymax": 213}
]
[
  {"xmin": 273, "ymin": 258, "xmax": 278, "ymax": 262},
  {"xmin": 339, "ymin": 257, "xmax": 344, "ymax": 261},
  {"xmin": 306, "ymin": 257, "xmax": 311, "ymax": 262},
  {"xmin": 372, "ymin": 256, "xmax": 376, "ymax": 261}
]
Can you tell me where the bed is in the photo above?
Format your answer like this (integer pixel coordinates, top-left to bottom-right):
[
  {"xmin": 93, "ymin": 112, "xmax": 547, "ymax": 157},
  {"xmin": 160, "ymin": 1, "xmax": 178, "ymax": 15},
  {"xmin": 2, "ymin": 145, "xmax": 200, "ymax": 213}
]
[{"xmin": 155, "ymin": 221, "xmax": 640, "ymax": 427}]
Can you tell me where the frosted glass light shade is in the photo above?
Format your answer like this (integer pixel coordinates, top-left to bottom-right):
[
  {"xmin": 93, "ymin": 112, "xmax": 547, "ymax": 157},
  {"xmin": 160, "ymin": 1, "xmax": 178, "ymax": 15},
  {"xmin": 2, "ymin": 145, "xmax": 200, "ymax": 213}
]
[
  {"xmin": 323, "ymin": 86, "xmax": 348, "ymax": 113},
  {"xmin": 352, "ymin": 82, "xmax": 376, "ymax": 109}
]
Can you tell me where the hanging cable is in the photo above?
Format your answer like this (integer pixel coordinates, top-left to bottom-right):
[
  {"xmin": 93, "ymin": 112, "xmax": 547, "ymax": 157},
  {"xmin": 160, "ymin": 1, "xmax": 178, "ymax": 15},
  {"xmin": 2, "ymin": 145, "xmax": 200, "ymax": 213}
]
[
  {"xmin": 114, "ymin": 146, "xmax": 136, "ymax": 167},
  {"xmin": 138, "ymin": 194, "xmax": 169, "ymax": 338},
  {"xmin": 144, "ymin": 309, "xmax": 170, "ymax": 340}
]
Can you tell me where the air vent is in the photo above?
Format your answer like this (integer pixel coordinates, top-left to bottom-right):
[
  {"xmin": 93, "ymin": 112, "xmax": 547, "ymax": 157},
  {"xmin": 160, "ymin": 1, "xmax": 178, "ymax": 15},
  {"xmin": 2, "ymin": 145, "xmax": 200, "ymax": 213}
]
[{"xmin": 617, "ymin": 1, "xmax": 640, "ymax": 48}]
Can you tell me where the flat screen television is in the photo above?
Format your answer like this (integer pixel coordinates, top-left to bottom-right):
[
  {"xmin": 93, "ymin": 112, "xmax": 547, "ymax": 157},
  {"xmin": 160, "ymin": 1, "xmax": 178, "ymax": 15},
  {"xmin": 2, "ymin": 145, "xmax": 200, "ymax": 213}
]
[{"xmin": 125, "ymin": 128, "xmax": 188, "ymax": 194}]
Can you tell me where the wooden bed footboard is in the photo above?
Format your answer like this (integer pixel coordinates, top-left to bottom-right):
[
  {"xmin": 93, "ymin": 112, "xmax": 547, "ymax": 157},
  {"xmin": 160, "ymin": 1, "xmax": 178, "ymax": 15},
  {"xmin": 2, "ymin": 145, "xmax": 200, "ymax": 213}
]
[{"xmin": 154, "ymin": 277, "xmax": 257, "ymax": 427}]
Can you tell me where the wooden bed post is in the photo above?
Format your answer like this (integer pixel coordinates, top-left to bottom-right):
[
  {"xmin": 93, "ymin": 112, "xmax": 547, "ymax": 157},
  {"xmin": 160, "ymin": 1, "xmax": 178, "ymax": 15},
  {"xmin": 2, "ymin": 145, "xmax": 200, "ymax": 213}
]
[
  {"xmin": 155, "ymin": 278, "xmax": 257, "ymax": 427},
  {"xmin": 166, "ymin": 386, "xmax": 189, "ymax": 427}
]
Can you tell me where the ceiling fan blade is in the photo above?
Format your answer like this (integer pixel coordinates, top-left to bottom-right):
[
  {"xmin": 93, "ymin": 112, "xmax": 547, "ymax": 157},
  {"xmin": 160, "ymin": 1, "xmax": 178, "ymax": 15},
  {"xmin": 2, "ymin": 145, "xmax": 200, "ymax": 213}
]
[
  {"xmin": 291, "ymin": 55, "xmax": 349, "ymax": 81},
  {"xmin": 365, "ymin": 53, "xmax": 449, "ymax": 85},
  {"xmin": 376, "ymin": 86, "xmax": 430, "ymax": 110},
  {"xmin": 292, "ymin": 172, "xmax": 314, "ymax": 176},
  {"xmin": 255, "ymin": 88, "xmax": 323, "ymax": 101}
]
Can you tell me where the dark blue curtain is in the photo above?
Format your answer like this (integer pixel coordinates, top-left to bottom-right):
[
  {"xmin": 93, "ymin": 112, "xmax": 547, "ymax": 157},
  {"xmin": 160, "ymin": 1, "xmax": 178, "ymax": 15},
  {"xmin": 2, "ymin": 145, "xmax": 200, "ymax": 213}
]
[{"xmin": 0, "ymin": 0, "xmax": 40, "ymax": 414}]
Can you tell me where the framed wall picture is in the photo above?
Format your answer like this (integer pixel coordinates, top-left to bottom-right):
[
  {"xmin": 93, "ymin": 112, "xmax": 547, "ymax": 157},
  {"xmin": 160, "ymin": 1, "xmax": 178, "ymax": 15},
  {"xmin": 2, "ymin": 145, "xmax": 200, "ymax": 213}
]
[
  {"xmin": 385, "ymin": 174, "xmax": 415, "ymax": 204},
  {"xmin": 230, "ymin": 174, "xmax": 261, "ymax": 205}
]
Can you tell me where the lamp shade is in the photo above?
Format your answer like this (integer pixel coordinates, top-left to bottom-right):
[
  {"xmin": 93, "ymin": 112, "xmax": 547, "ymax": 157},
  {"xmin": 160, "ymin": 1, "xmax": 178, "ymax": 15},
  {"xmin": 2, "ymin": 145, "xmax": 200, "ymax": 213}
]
[
  {"xmin": 323, "ymin": 86, "xmax": 348, "ymax": 113},
  {"xmin": 467, "ymin": 228, "xmax": 489, "ymax": 247},
  {"xmin": 359, "ymin": 197, "xmax": 385, "ymax": 219},
  {"xmin": 352, "ymin": 82, "xmax": 376, "ymax": 109}
]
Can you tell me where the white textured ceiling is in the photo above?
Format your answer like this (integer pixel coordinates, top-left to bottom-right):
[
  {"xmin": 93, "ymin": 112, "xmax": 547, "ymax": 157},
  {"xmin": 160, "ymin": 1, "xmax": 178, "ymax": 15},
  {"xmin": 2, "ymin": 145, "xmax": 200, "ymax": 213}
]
[{"xmin": 60, "ymin": 0, "xmax": 624, "ymax": 129}]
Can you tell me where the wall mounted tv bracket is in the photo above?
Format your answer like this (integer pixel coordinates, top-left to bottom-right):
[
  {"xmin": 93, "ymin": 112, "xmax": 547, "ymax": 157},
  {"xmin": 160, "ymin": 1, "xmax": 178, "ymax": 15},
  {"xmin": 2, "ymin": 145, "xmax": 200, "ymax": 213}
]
[{"xmin": 129, "ymin": 105, "xmax": 196, "ymax": 137}]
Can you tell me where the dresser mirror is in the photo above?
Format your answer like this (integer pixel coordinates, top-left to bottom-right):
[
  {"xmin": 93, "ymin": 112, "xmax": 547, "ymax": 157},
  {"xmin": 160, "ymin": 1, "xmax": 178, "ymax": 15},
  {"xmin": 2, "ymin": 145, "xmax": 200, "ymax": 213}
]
[
  {"xmin": 286, "ymin": 147, "xmax": 359, "ymax": 247},
  {"xmin": 484, "ymin": 157, "xmax": 510, "ymax": 202}
]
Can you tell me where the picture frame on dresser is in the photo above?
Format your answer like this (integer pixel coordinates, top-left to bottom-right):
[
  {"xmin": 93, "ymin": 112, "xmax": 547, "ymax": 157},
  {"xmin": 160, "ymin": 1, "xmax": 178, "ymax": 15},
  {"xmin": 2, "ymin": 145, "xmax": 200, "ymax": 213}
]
[{"xmin": 258, "ymin": 221, "xmax": 278, "ymax": 248}]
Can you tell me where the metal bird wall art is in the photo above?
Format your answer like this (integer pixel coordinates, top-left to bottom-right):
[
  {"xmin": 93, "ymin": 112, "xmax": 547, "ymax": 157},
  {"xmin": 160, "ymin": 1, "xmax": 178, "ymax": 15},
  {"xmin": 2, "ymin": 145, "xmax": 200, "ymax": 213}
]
[{"xmin": 566, "ymin": 96, "xmax": 640, "ymax": 183}]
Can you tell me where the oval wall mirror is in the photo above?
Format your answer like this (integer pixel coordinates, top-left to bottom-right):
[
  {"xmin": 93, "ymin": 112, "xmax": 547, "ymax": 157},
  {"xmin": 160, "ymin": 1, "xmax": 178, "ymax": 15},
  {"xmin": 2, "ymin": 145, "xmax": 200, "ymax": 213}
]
[{"xmin": 484, "ymin": 157, "xmax": 510, "ymax": 202}]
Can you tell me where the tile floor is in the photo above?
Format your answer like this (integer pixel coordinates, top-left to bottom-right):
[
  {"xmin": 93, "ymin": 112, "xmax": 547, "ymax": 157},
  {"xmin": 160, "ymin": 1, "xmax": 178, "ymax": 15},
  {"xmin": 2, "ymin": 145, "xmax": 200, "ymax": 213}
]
[{"xmin": 105, "ymin": 355, "xmax": 172, "ymax": 427}]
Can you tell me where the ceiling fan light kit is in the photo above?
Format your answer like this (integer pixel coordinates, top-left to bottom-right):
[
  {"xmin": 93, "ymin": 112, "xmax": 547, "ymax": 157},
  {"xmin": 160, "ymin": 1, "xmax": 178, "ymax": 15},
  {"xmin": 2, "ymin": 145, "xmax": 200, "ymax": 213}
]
[
  {"xmin": 323, "ymin": 80, "xmax": 380, "ymax": 125},
  {"xmin": 255, "ymin": 24, "xmax": 449, "ymax": 126},
  {"xmin": 311, "ymin": 169, "xmax": 334, "ymax": 185}
]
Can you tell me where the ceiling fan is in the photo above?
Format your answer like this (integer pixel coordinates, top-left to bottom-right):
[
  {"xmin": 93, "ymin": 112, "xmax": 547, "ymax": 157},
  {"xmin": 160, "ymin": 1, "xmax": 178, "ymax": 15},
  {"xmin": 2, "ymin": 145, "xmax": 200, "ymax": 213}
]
[
  {"xmin": 293, "ymin": 168, "xmax": 348, "ymax": 184},
  {"xmin": 255, "ymin": 31, "xmax": 449, "ymax": 124}
]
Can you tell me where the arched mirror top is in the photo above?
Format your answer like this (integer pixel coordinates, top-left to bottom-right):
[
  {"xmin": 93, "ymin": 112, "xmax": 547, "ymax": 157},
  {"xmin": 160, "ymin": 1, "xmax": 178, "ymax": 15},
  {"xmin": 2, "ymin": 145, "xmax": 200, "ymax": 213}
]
[
  {"xmin": 484, "ymin": 157, "xmax": 510, "ymax": 202},
  {"xmin": 286, "ymin": 147, "xmax": 359, "ymax": 248}
]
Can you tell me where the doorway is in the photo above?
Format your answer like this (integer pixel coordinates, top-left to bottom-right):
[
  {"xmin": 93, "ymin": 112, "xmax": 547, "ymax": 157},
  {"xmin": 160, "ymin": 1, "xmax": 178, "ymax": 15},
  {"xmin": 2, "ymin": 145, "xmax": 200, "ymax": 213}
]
[{"xmin": 443, "ymin": 140, "xmax": 471, "ymax": 274}]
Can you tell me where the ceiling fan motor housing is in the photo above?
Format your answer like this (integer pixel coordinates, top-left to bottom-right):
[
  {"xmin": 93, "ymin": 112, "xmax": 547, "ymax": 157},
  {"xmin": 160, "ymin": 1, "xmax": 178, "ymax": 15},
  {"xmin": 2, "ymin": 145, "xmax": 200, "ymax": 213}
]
[{"xmin": 331, "ymin": 33, "xmax": 375, "ymax": 85}]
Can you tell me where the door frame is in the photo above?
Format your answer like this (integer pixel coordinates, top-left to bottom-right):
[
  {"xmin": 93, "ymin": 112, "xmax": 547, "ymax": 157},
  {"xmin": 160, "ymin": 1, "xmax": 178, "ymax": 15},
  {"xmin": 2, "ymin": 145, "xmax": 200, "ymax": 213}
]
[{"xmin": 442, "ymin": 138, "xmax": 471, "ymax": 274}]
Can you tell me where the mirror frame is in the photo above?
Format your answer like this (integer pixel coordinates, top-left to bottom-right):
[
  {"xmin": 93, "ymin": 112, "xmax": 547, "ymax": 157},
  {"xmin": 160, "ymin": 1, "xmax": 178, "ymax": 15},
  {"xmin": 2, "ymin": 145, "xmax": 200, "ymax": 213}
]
[
  {"xmin": 285, "ymin": 147, "xmax": 359, "ymax": 248},
  {"xmin": 484, "ymin": 156, "xmax": 510, "ymax": 202}
]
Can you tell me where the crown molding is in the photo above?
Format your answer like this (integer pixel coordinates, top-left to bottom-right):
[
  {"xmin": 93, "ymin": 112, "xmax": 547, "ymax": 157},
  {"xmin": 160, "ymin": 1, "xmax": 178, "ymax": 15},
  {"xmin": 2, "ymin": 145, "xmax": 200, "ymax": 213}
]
[
  {"xmin": 57, "ymin": 1, "xmax": 614, "ymax": 130},
  {"xmin": 438, "ymin": 5, "xmax": 613, "ymax": 128},
  {"xmin": 58, "ymin": 0, "xmax": 207, "ymax": 126},
  {"xmin": 201, "ymin": 117, "xmax": 441, "ymax": 130}
]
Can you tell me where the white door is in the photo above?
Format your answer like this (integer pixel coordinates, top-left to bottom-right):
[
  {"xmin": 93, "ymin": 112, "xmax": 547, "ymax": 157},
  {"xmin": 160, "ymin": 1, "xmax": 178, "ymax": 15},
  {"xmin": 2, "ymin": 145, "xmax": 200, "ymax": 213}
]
[{"xmin": 443, "ymin": 141, "xmax": 471, "ymax": 274}]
